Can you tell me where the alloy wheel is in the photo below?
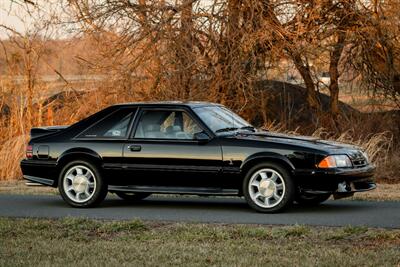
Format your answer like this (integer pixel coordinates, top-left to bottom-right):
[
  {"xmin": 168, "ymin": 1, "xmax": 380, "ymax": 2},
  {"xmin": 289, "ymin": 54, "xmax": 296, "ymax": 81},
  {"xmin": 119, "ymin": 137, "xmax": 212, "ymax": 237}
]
[
  {"xmin": 63, "ymin": 165, "xmax": 96, "ymax": 203},
  {"xmin": 248, "ymin": 168, "xmax": 286, "ymax": 208}
]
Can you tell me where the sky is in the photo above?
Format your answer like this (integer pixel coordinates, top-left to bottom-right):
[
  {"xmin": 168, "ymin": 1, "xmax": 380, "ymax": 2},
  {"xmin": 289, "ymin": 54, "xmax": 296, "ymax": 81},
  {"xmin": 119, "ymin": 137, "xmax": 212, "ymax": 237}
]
[
  {"xmin": 0, "ymin": 0, "xmax": 33, "ymax": 37},
  {"xmin": 0, "ymin": 0, "xmax": 70, "ymax": 39}
]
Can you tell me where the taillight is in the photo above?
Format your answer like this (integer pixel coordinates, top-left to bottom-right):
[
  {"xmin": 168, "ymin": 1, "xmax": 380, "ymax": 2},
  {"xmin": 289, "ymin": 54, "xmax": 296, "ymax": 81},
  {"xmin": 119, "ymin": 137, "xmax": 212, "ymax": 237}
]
[{"xmin": 26, "ymin": 145, "xmax": 33, "ymax": 159}]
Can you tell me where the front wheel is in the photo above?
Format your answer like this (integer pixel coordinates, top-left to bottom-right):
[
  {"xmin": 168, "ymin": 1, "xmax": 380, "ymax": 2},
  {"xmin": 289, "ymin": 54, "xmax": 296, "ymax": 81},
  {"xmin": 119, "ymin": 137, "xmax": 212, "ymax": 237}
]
[
  {"xmin": 243, "ymin": 163, "xmax": 295, "ymax": 213},
  {"xmin": 58, "ymin": 160, "xmax": 107, "ymax": 208}
]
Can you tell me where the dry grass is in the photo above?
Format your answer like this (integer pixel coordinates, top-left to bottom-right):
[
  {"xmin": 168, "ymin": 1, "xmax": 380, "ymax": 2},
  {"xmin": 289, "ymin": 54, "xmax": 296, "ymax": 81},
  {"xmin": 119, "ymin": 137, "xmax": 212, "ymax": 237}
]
[
  {"xmin": 351, "ymin": 183, "xmax": 400, "ymax": 201},
  {"xmin": 313, "ymin": 129, "xmax": 393, "ymax": 165},
  {"xmin": 1, "ymin": 217, "xmax": 400, "ymax": 266},
  {"xmin": 0, "ymin": 135, "xmax": 28, "ymax": 181},
  {"xmin": 0, "ymin": 180, "xmax": 57, "ymax": 195}
]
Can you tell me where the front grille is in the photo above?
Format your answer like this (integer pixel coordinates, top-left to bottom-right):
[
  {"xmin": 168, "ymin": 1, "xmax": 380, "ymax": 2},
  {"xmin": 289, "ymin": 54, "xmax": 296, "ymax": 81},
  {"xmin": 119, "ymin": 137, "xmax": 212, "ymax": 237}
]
[{"xmin": 352, "ymin": 158, "xmax": 367, "ymax": 168}]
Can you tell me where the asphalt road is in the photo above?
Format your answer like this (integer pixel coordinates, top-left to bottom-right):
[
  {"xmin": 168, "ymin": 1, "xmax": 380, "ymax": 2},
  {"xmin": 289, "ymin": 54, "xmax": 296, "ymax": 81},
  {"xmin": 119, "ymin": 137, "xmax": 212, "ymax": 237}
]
[{"xmin": 0, "ymin": 194, "xmax": 399, "ymax": 228}]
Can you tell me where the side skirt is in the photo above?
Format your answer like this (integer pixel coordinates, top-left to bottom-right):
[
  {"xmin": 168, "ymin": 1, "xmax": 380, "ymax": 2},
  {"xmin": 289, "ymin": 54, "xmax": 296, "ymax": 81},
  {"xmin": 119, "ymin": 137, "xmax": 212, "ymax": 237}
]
[
  {"xmin": 23, "ymin": 175, "xmax": 55, "ymax": 186},
  {"xmin": 108, "ymin": 185, "xmax": 239, "ymax": 196}
]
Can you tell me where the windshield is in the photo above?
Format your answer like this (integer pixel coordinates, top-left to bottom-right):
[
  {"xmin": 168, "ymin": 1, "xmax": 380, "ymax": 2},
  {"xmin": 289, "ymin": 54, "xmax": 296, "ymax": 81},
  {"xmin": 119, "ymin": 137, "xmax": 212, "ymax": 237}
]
[{"xmin": 193, "ymin": 106, "xmax": 253, "ymax": 133}]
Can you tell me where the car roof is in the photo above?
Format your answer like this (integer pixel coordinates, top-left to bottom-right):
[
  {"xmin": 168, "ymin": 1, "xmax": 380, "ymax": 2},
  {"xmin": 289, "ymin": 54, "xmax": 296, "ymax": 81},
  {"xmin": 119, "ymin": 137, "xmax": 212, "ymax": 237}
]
[{"xmin": 113, "ymin": 101, "xmax": 222, "ymax": 108}]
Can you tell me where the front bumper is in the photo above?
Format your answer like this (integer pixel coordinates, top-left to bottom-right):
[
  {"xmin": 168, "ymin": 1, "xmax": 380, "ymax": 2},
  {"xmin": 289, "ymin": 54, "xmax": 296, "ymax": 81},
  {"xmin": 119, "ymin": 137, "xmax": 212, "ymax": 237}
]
[
  {"xmin": 302, "ymin": 180, "xmax": 376, "ymax": 194},
  {"xmin": 293, "ymin": 164, "xmax": 376, "ymax": 193},
  {"xmin": 294, "ymin": 164, "xmax": 375, "ymax": 179}
]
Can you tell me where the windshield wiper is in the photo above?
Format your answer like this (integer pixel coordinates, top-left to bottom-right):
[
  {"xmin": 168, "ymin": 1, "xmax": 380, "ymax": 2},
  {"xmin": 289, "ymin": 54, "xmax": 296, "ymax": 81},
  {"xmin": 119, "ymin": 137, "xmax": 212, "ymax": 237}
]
[
  {"xmin": 215, "ymin": 126, "xmax": 255, "ymax": 133},
  {"xmin": 215, "ymin": 127, "xmax": 239, "ymax": 133},
  {"xmin": 240, "ymin": 126, "xmax": 256, "ymax": 132}
]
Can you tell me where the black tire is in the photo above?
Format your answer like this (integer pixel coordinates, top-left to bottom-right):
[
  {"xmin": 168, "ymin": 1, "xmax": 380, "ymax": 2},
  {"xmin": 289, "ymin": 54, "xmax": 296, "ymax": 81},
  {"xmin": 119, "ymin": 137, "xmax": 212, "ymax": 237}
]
[
  {"xmin": 295, "ymin": 193, "xmax": 331, "ymax": 206},
  {"xmin": 58, "ymin": 160, "xmax": 107, "ymax": 208},
  {"xmin": 115, "ymin": 192, "xmax": 151, "ymax": 201},
  {"xmin": 243, "ymin": 162, "xmax": 295, "ymax": 213}
]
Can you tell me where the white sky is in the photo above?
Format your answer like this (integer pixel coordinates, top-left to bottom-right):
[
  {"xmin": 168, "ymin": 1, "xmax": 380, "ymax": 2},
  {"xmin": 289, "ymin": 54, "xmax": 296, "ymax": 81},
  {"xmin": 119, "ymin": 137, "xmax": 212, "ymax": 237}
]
[
  {"xmin": 0, "ymin": 0, "xmax": 72, "ymax": 39},
  {"xmin": 0, "ymin": 0, "xmax": 34, "ymax": 37}
]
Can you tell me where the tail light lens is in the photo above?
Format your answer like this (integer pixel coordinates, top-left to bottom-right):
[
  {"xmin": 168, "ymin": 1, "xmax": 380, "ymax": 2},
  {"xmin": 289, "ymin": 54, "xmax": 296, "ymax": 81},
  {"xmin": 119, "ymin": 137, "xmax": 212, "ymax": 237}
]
[{"xmin": 26, "ymin": 145, "xmax": 33, "ymax": 159}]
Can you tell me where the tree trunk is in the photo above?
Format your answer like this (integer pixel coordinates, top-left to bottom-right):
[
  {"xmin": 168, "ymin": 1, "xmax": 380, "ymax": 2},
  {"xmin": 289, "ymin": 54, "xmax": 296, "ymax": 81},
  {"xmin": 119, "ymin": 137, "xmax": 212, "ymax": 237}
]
[
  {"xmin": 179, "ymin": 0, "xmax": 193, "ymax": 99},
  {"xmin": 328, "ymin": 31, "xmax": 346, "ymax": 120},
  {"xmin": 291, "ymin": 52, "xmax": 321, "ymax": 113}
]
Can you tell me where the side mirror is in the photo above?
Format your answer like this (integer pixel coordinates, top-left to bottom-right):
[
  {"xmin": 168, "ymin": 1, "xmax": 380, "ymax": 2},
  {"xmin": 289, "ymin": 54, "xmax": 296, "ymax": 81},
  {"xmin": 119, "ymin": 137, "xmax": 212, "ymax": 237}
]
[{"xmin": 194, "ymin": 132, "xmax": 210, "ymax": 143}]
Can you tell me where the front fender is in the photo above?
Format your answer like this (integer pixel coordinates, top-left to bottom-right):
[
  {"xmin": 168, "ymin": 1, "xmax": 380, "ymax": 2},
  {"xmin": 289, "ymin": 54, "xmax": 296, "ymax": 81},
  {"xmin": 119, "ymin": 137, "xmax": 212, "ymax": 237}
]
[{"xmin": 240, "ymin": 152, "xmax": 295, "ymax": 172}]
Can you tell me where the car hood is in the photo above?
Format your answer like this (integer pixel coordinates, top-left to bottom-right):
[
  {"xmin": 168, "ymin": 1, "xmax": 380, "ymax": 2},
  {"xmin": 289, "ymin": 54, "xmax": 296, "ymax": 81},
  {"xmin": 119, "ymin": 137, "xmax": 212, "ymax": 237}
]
[{"xmin": 229, "ymin": 130, "xmax": 361, "ymax": 152}]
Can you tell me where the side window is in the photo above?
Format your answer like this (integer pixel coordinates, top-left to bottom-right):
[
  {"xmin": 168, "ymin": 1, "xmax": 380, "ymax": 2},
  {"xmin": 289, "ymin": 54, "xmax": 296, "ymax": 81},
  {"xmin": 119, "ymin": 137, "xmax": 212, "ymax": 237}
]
[
  {"xmin": 79, "ymin": 108, "xmax": 136, "ymax": 138},
  {"xmin": 134, "ymin": 110, "xmax": 202, "ymax": 139}
]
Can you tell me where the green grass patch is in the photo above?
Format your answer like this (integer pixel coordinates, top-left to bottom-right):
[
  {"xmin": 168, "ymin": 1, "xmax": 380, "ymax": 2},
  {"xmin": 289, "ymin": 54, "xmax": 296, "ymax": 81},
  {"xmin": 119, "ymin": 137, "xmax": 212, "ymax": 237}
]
[{"xmin": 0, "ymin": 217, "xmax": 399, "ymax": 266}]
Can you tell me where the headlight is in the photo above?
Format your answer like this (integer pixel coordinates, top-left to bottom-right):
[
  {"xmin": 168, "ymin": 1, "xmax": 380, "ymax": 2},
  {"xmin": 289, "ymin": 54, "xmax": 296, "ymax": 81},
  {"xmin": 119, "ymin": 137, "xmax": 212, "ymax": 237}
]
[{"xmin": 317, "ymin": 155, "xmax": 352, "ymax": 168}]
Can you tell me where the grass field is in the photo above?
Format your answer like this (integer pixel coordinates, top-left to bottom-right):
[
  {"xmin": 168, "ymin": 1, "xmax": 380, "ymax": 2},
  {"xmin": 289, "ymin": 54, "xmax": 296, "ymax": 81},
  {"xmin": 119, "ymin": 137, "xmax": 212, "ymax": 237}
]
[{"xmin": 0, "ymin": 217, "xmax": 399, "ymax": 266}]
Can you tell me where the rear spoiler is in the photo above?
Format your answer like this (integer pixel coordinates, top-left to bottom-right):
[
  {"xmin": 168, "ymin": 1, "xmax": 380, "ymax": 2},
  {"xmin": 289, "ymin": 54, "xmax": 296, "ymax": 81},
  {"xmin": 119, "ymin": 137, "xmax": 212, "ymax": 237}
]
[{"xmin": 30, "ymin": 125, "xmax": 69, "ymax": 139}]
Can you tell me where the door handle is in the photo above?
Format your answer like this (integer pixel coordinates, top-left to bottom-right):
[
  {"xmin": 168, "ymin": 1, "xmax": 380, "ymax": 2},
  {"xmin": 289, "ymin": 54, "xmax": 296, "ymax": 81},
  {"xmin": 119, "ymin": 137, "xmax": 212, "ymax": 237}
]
[{"xmin": 128, "ymin": 145, "xmax": 141, "ymax": 152}]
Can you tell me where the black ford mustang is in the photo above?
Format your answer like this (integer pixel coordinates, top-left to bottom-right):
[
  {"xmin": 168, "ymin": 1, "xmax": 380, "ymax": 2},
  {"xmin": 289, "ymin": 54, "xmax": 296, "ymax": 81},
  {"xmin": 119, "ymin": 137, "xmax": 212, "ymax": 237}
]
[{"xmin": 21, "ymin": 102, "xmax": 376, "ymax": 212}]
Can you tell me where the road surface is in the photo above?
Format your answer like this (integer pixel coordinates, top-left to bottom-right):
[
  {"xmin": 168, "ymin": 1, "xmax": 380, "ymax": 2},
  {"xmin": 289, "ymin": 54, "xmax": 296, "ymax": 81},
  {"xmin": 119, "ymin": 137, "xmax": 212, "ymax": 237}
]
[{"xmin": 0, "ymin": 194, "xmax": 399, "ymax": 228}]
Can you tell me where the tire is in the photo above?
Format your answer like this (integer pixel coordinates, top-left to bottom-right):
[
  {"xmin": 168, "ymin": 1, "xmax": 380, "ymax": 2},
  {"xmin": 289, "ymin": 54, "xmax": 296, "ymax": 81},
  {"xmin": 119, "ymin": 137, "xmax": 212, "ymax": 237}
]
[
  {"xmin": 243, "ymin": 162, "xmax": 295, "ymax": 213},
  {"xmin": 58, "ymin": 160, "xmax": 107, "ymax": 208},
  {"xmin": 115, "ymin": 192, "xmax": 151, "ymax": 201},
  {"xmin": 295, "ymin": 193, "xmax": 331, "ymax": 206}
]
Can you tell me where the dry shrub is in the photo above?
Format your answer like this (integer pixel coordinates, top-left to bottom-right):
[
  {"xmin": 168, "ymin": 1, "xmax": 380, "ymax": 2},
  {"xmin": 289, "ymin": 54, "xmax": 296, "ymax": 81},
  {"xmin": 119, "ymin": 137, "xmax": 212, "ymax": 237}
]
[
  {"xmin": 0, "ymin": 135, "xmax": 28, "ymax": 181},
  {"xmin": 264, "ymin": 122, "xmax": 393, "ymax": 169},
  {"xmin": 311, "ymin": 129, "xmax": 393, "ymax": 165}
]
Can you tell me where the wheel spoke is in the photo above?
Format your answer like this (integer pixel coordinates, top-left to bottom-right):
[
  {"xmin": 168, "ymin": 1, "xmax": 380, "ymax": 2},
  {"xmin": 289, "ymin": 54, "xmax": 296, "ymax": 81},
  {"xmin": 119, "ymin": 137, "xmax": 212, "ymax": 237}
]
[
  {"xmin": 85, "ymin": 171, "xmax": 92, "ymax": 179},
  {"xmin": 264, "ymin": 197, "xmax": 271, "ymax": 206},
  {"xmin": 273, "ymin": 191, "xmax": 281, "ymax": 200},
  {"xmin": 270, "ymin": 173, "xmax": 278, "ymax": 182},
  {"xmin": 76, "ymin": 168, "xmax": 83, "ymax": 175},
  {"xmin": 84, "ymin": 188, "xmax": 91, "ymax": 198},
  {"xmin": 66, "ymin": 185, "xmax": 74, "ymax": 192},
  {"xmin": 254, "ymin": 192, "xmax": 262, "ymax": 199},
  {"xmin": 276, "ymin": 183, "xmax": 283, "ymax": 190},
  {"xmin": 75, "ymin": 192, "xmax": 82, "ymax": 200},
  {"xmin": 259, "ymin": 172, "xmax": 268, "ymax": 180},
  {"xmin": 66, "ymin": 174, "xmax": 75, "ymax": 182},
  {"xmin": 251, "ymin": 180, "xmax": 260, "ymax": 187}
]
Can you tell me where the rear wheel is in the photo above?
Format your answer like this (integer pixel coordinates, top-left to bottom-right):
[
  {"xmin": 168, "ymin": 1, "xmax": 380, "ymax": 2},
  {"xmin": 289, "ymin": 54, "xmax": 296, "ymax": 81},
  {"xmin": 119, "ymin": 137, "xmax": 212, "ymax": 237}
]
[
  {"xmin": 115, "ymin": 192, "xmax": 151, "ymax": 201},
  {"xmin": 295, "ymin": 193, "xmax": 331, "ymax": 206},
  {"xmin": 243, "ymin": 162, "xmax": 295, "ymax": 213},
  {"xmin": 58, "ymin": 160, "xmax": 107, "ymax": 208}
]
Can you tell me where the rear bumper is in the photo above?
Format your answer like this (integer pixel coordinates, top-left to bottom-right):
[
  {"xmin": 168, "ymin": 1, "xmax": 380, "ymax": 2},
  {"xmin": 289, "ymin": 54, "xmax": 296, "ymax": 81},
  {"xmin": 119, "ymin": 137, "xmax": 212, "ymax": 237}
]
[{"xmin": 20, "ymin": 159, "xmax": 58, "ymax": 187}]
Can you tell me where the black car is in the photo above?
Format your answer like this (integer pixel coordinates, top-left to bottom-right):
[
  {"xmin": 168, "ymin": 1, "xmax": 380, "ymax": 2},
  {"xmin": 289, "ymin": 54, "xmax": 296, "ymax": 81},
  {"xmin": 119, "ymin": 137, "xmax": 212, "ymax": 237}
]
[{"xmin": 21, "ymin": 102, "xmax": 376, "ymax": 212}]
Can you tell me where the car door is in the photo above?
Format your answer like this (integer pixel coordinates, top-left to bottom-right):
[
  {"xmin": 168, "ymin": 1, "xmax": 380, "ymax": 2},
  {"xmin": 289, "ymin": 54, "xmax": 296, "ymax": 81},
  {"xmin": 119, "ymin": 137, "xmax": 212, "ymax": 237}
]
[{"xmin": 122, "ymin": 107, "xmax": 223, "ymax": 188}]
